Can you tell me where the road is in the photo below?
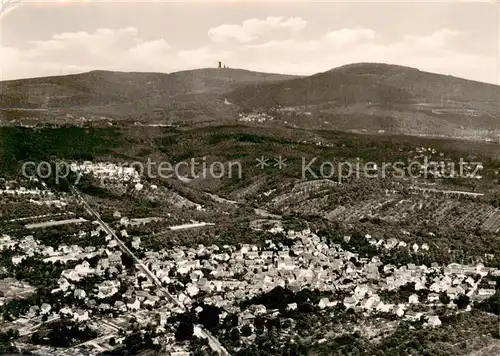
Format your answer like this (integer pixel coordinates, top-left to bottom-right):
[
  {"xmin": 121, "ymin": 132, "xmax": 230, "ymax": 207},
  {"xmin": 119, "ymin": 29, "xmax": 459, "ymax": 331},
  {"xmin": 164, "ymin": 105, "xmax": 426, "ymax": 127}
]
[
  {"xmin": 70, "ymin": 186, "xmax": 230, "ymax": 356},
  {"xmin": 25, "ymin": 217, "xmax": 87, "ymax": 229},
  {"xmin": 169, "ymin": 222, "xmax": 215, "ymax": 231},
  {"xmin": 410, "ymin": 186, "xmax": 485, "ymax": 197}
]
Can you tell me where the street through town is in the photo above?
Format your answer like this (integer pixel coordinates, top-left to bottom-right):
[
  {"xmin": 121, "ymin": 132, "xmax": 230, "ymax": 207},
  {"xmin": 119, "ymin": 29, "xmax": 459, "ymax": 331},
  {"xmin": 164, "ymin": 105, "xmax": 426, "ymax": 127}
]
[{"xmin": 70, "ymin": 186, "xmax": 231, "ymax": 356}]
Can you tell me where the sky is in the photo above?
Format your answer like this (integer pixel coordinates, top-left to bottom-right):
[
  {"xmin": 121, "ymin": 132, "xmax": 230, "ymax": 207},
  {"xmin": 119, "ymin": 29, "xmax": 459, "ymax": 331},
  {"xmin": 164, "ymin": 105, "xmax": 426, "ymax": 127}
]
[{"xmin": 0, "ymin": 0, "xmax": 499, "ymax": 84}]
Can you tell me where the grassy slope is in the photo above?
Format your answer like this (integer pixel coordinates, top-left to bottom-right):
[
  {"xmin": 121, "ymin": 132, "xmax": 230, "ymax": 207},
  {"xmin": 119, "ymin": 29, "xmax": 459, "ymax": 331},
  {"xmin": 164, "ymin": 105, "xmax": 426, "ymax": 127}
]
[
  {"xmin": 0, "ymin": 69, "xmax": 298, "ymax": 109},
  {"xmin": 227, "ymin": 63, "xmax": 500, "ymax": 139},
  {"xmin": 229, "ymin": 63, "xmax": 500, "ymax": 110}
]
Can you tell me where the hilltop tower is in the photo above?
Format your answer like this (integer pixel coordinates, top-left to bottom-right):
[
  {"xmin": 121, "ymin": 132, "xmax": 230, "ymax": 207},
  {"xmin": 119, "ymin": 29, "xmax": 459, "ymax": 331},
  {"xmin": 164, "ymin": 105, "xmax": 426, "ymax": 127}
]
[{"xmin": 218, "ymin": 61, "xmax": 222, "ymax": 69}]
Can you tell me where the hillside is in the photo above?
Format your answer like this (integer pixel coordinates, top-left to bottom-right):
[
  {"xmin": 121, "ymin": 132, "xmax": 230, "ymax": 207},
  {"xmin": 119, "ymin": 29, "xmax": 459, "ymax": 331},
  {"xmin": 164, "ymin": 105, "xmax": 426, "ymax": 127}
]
[
  {"xmin": 229, "ymin": 63, "xmax": 500, "ymax": 110},
  {"xmin": 1, "ymin": 63, "xmax": 499, "ymax": 141},
  {"xmin": 0, "ymin": 68, "xmax": 298, "ymax": 108},
  {"xmin": 228, "ymin": 63, "xmax": 500, "ymax": 141},
  {"xmin": 0, "ymin": 68, "xmax": 298, "ymax": 123}
]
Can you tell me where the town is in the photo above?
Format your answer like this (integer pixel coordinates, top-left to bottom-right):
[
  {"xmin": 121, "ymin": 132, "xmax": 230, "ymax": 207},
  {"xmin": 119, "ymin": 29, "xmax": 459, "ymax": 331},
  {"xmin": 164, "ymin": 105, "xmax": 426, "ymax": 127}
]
[{"xmin": 0, "ymin": 163, "xmax": 499, "ymax": 354}]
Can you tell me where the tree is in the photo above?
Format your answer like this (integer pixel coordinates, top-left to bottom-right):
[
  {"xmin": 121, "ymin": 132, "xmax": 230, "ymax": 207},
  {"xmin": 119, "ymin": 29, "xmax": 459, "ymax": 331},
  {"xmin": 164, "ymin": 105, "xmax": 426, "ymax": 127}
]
[
  {"xmin": 175, "ymin": 322, "xmax": 194, "ymax": 341},
  {"xmin": 0, "ymin": 329, "xmax": 19, "ymax": 354},
  {"xmin": 254, "ymin": 316, "xmax": 265, "ymax": 334},
  {"xmin": 439, "ymin": 293, "xmax": 451, "ymax": 305},
  {"xmin": 241, "ymin": 324, "xmax": 252, "ymax": 337},
  {"xmin": 456, "ymin": 295, "xmax": 470, "ymax": 309},
  {"xmin": 230, "ymin": 328, "xmax": 240, "ymax": 343},
  {"xmin": 223, "ymin": 313, "xmax": 239, "ymax": 328},
  {"xmin": 121, "ymin": 253, "xmax": 135, "ymax": 269},
  {"xmin": 198, "ymin": 305, "xmax": 220, "ymax": 330}
]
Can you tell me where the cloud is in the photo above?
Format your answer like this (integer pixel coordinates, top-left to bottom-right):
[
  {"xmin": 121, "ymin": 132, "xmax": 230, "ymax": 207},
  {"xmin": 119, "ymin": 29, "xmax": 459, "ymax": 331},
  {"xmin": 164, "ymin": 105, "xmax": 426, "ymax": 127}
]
[
  {"xmin": 403, "ymin": 29, "xmax": 460, "ymax": 49},
  {"xmin": 219, "ymin": 28, "xmax": 496, "ymax": 83},
  {"xmin": 208, "ymin": 16, "xmax": 307, "ymax": 43},
  {"xmin": 323, "ymin": 28, "xmax": 376, "ymax": 45},
  {"xmin": 1, "ymin": 27, "xmax": 176, "ymax": 78},
  {"xmin": 0, "ymin": 24, "xmax": 496, "ymax": 85}
]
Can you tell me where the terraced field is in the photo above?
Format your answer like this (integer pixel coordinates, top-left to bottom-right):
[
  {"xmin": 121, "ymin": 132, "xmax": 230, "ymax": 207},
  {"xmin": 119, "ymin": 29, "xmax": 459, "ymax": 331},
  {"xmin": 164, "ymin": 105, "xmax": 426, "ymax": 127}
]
[{"xmin": 325, "ymin": 196, "xmax": 500, "ymax": 232}]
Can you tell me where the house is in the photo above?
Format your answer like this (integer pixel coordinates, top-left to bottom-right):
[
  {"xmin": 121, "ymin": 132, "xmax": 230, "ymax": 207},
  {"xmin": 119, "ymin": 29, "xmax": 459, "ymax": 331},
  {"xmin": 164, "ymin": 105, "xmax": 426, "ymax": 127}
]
[
  {"xmin": 189, "ymin": 270, "xmax": 204, "ymax": 281},
  {"xmin": 277, "ymin": 251, "xmax": 289, "ymax": 258},
  {"xmin": 414, "ymin": 280, "xmax": 426, "ymax": 290},
  {"xmin": 241, "ymin": 244, "xmax": 257, "ymax": 254},
  {"xmin": 131, "ymin": 237, "xmax": 141, "ymax": 250},
  {"xmin": 375, "ymin": 301, "xmax": 393, "ymax": 313},
  {"xmin": 246, "ymin": 252, "xmax": 259, "ymax": 260},
  {"xmin": 408, "ymin": 294, "xmax": 419, "ymax": 304},
  {"xmin": 365, "ymin": 264, "xmax": 380, "ymax": 280},
  {"xmin": 465, "ymin": 277, "xmax": 475, "ymax": 286},
  {"xmin": 28, "ymin": 306, "xmax": 39, "ymax": 318},
  {"xmin": 74, "ymin": 289, "xmax": 86, "ymax": 299},
  {"xmin": 58, "ymin": 278, "xmax": 71, "ymax": 292},
  {"xmin": 426, "ymin": 315, "xmax": 441, "ymax": 328},
  {"xmin": 178, "ymin": 293, "xmax": 192, "ymax": 305},
  {"xmin": 159, "ymin": 311, "xmax": 169, "ymax": 326},
  {"xmin": 405, "ymin": 311, "xmax": 423, "ymax": 321},
  {"xmin": 109, "ymin": 253, "xmax": 122, "ymax": 265},
  {"xmin": 261, "ymin": 251, "xmax": 273, "ymax": 260},
  {"xmin": 127, "ymin": 299, "xmax": 140, "ymax": 311},
  {"xmin": 393, "ymin": 304, "xmax": 405, "ymax": 317},
  {"xmin": 141, "ymin": 280, "xmax": 154, "ymax": 289},
  {"xmin": 251, "ymin": 304, "xmax": 267, "ymax": 315},
  {"xmin": 40, "ymin": 303, "xmax": 52, "ymax": 315},
  {"xmin": 59, "ymin": 306, "xmax": 73, "ymax": 317},
  {"xmin": 97, "ymin": 280, "xmax": 120, "ymax": 299},
  {"xmin": 446, "ymin": 287, "xmax": 459, "ymax": 299},
  {"xmin": 232, "ymin": 252, "xmax": 244, "ymax": 261},
  {"xmin": 318, "ymin": 298, "xmax": 331, "ymax": 309},
  {"xmin": 362, "ymin": 296, "xmax": 380, "ymax": 310},
  {"xmin": 427, "ymin": 293, "xmax": 439, "ymax": 303},
  {"xmin": 75, "ymin": 261, "xmax": 95, "ymax": 276},
  {"xmin": 385, "ymin": 239, "xmax": 398, "ymax": 249},
  {"xmin": 287, "ymin": 303, "xmax": 298, "ymax": 311},
  {"xmin": 343, "ymin": 296, "xmax": 357, "ymax": 309},
  {"xmin": 462, "ymin": 266, "xmax": 477, "ymax": 274},
  {"xmin": 477, "ymin": 288, "xmax": 496, "ymax": 299},
  {"xmin": 277, "ymin": 257, "xmax": 295, "ymax": 270},
  {"xmin": 73, "ymin": 309, "xmax": 90, "ymax": 322},
  {"xmin": 491, "ymin": 269, "xmax": 500, "ymax": 277},
  {"xmin": 354, "ymin": 285, "xmax": 369, "ymax": 300},
  {"xmin": 114, "ymin": 301, "xmax": 127, "ymax": 312},
  {"xmin": 429, "ymin": 282, "xmax": 442, "ymax": 293},
  {"xmin": 447, "ymin": 263, "xmax": 463, "ymax": 275},
  {"xmin": 262, "ymin": 275, "xmax": 274, "ymax": 285},
  {"xmin": 143, "ymin": 299, "xmax": 156, "ymax": 308},
  {"xmin": 186, "ymin": 284, "xmax": 199, "ymax": 297},
  {"xmin": 108, "ymin": 240, "xmax": 118, "ymax": 249}
]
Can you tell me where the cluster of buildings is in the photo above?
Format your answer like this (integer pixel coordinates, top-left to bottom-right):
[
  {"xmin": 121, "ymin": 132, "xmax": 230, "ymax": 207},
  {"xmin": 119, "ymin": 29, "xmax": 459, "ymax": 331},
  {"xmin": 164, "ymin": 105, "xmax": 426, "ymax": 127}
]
[
  {"xmin": 0, "ymin": 180, "xmax": 68, "ymax": 208},
  {"xmin": 413, "ymin": 147, "xmax": 483, "ymax": 180},
  {"xmin": 2, "ymin": 216, "xmax": 499, "ymax": 354},
  {"xmin": 131, "ymin": 228, "xmax": 499, "ymax": 337},
  {"xmin": 70, "ymin": 162, "xmax": 141, "ymax": 184},
  {"xmin": 238, "ymin": 112, "xmax": 274, "ymax": 124},
  {"xmin": 1, "ymin": 175, "xmax": 499, "ymax": 354}
]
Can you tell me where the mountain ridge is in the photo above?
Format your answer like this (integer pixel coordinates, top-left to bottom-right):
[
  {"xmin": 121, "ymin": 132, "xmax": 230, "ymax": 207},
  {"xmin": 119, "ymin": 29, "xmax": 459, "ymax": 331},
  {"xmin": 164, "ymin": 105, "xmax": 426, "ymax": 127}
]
[{"xmin": 1, "ymin": 63, "xmax": 499, "ymax": 141}]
